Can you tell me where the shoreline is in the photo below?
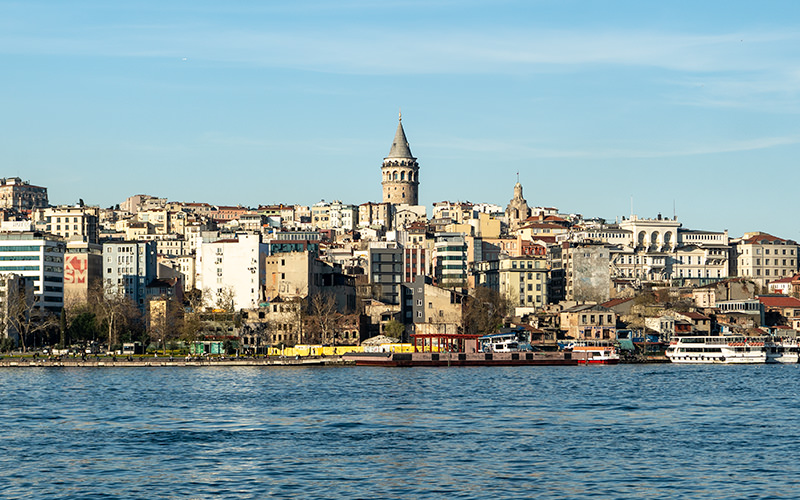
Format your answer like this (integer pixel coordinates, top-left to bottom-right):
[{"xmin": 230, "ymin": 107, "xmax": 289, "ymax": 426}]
[{"xmin": 0, "ymin": 357, "xmax": 351, "ymax": 368}]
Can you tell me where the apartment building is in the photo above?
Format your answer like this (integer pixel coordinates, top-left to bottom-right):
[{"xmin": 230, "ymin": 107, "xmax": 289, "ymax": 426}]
[{"xmin": 0, "ymin": 231, "xmax": 64, "ymax": 312}]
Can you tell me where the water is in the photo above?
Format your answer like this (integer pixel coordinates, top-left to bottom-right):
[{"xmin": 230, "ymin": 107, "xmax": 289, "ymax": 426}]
[{"xmin": 1, "ymin": 364, "xmax": 799, "ymax": 499}]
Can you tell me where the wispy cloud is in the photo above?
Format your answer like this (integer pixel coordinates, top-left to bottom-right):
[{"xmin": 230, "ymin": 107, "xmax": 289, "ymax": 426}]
[
  {"xmin": 1, "ymin": 16, "xmax": 798, "ymax": 76},
  {"xmin": 428, "ymin": 133, "xmax": 800, "ymax": 160}
]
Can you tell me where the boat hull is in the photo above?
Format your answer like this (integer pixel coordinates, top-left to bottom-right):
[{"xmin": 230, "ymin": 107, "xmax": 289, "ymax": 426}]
[{"xmin": 343, "ymin": 351, "xmax": 579, "ymax": 367}]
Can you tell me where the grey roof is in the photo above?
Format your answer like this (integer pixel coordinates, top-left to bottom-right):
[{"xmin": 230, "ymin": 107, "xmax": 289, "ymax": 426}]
[{"xmin": 386, "ymin": 117, "xmax": 415, "ymax": 159}]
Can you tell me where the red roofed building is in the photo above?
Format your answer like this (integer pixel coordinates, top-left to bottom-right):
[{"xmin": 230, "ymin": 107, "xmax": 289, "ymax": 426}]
[
  {"xmin": 676, "ymin": 311, "xmax": 712, "ymax": 334},
  {"xmin": 767, "ymin": 274, "xmax": 796, "ymax": 295},
  {"xmin": 731, "ymin": 232, "xmax": 799, "ymax": 287},
  {"xmin": 758, "ymin": 295, "xmax": 800, "ymax": 329}
]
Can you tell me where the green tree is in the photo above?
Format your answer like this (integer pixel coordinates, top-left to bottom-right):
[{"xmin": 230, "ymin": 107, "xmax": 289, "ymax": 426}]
[
  {"xmin": 383, "ymin": 319, "xmax": 405, "ymax": 340},
  {"xmin": 462, "ymin": 286, "xmax": 510, "ymax": 335}
]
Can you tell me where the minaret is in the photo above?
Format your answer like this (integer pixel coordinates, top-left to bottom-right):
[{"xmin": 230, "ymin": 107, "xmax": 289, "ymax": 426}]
[{"xmin": 381, "ymin": 112, "xmax": 419, "ymax": 205}]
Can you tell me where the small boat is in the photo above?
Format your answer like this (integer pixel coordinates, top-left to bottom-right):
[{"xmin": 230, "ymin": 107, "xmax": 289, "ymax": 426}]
[{"xmin": 566, "ymin": 341, "xmax": 620, "ymax": 365}]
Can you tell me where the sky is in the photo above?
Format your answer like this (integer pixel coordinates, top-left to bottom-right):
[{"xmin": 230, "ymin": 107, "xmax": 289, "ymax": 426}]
[{"xmin": 2, "ymin": 0, "xmax": 800, "ymax": 238}]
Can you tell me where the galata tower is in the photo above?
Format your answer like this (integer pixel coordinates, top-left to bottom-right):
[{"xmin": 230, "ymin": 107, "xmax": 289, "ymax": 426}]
[{"xmin": 381, "ymin": 112, "xmax": 419, "ymax": 205}]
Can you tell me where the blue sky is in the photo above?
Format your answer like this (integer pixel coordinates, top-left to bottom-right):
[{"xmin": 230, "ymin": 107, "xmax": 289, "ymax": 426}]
[{"xmin": 2, "ymin": 0, "xmax": 800, "ymax": 238}]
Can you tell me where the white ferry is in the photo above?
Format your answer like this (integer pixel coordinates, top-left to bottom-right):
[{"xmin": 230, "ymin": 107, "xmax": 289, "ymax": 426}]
[
  {"xmin": 478, "ymin": 332, "xmax": 532, "ymax": 353},
  {"xmin": 763, "ymin": 338, "xmax": 800, "ymax": 364},
  {"xmin": 665, "ymin": 335, "xmax": 766, "ymax": 364}
]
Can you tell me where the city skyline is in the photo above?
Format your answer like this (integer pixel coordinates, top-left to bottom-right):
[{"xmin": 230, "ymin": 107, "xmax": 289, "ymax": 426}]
[{"xmin": 2, "ymin": 1, "xmax": 800, "ymax": 238}]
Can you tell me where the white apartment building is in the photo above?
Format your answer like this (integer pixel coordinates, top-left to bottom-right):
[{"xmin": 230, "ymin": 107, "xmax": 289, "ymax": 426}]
[
  {"xmin": 197, "ymin": 234, "xmax": 268, "ymax": 311},
  {"xmin": 0, "ymin": 231, "xmax": 65, "ymax": 312},
  {"xmin": 328, "ymin": 200, "xmax": 359, "ymax": 232},
  {"xmin": 731, "ymin": 232, "xmax": 799, "ymax": 286}
]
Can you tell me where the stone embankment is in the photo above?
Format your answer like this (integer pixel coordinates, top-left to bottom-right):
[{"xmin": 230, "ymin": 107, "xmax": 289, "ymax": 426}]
[{"xmin": 0, "ymin": 357, "xmax": 352, "ymax": 368}]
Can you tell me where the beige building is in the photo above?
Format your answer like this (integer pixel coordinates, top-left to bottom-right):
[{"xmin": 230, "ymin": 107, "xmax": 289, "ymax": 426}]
[
  {"xmin": 731, "ymin": 232, "xmax": 799, "ymax": 287},
  {"xmin": 264, "ymin": 251, "xmax": 356, "ymax": 313},
  {"xmin": 560, "ymin": 304, "xmax": 618, "ymax": 340},
  {"xmin": 0, "ymin": 178, "xmax": 48, "ymax": 211},
  {"xmin": 33, "ymin": 205, "xmax": 100, "ymax": 243},
  {"xmin": 136, "ymin": 209, "xmax": 170, "ymax": 234},
  {"xmin": 409, "ymin": 276, "xmax": 465, "ymax": 337},
  {"xmin": 498, "ymin": 255, "xmax": 549, "ymax": 313}
]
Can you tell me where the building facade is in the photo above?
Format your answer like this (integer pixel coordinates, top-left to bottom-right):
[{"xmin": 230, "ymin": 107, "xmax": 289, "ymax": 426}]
[
  {"xmin": 0, "ymin": 178, "xmax": 48, "ymax": 211},
  {"xmin": 0, "ymin": 231, "xmax": 65, "ymax": 312},
  {"xmin": 103, "ymin": 240, "xmax": 157, "ymax": 309}
]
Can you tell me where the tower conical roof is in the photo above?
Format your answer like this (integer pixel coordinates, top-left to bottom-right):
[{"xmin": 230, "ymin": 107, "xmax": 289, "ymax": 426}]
[{"xmin": 386, "ymin": 114, "xmax": 414, "ymax": 159}]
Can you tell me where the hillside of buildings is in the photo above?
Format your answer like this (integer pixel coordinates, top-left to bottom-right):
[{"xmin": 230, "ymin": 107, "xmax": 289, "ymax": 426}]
[{"xmin": 2, "ymin": 150, "xmax": 799, "ymax": 354}]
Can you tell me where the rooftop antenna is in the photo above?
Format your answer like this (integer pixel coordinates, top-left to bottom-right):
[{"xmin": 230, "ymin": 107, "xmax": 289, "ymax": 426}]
[
  {"xmin": 673, "ymin": 199, "xmax": 676, "ymax": 220},
  {"xmin": 630, "ymin": 196, "xmax": 634, "ymax": 218},
  {"xmin": 516, "ymin": 170, "xmax": 520, "ymax": 183}
]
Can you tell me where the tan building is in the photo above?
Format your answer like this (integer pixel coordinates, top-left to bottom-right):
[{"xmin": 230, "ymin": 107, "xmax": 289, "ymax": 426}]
[
  {"xmin": 264, "ymin": 251, "xmax": 356, "ymax": 313},
  {"xmin": 33, "ymin": 205, "xmax": 100, "ymax": 243},
  {"xmin": 409, "ymin": 276, "xmax": 465, "ymax": 337},
  {"xmin": 731, "ymin": 232, "xmax": 799, "ymax": 286},
  {"xmin": 136, "ymin": 209, "xmax": 170, "ymax": 235},
  {"xmin": 498, "ymin": 255, "xmax": 549, "ymax": 313},
  {"xmin": 0, "ymin": 178, "xmax": 48, "ymax": 211},
  {"xmin": 560, "ymin": 304, "xmax": 618, "ymax": 340}
]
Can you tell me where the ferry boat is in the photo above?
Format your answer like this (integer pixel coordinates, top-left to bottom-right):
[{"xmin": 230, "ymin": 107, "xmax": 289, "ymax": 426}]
[
  {"xmin": 763, "ymin": 338, "xmax": 800, "ymax": 364},
  {"xmin": 665, "ymin": 335, "xmax": 766, "ymax": 364},
  {"xmin": 565, "ymin": 341, "xmax": 620, "ymax": 365},
  {"xmin": 478, "ymin": 332, "xmax": 532, "ymax": 353}
]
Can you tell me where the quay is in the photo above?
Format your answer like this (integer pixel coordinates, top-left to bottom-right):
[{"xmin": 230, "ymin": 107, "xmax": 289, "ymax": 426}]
[{"xmin": 0, "ymin": 356, "xmax": 352, "ymax": 368}]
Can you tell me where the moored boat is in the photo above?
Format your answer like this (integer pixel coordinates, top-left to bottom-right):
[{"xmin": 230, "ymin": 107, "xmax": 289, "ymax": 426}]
[
  {"xmin": 665, "ymin": 335, "xmax": 766, "ymax": 364},
  {"xmin": 763, "ymin": 338, "xmax": 800, "ymax": 364},
  {"xmin": 566, "ymin": 341, "xmax": 620, "ymax": 365}
]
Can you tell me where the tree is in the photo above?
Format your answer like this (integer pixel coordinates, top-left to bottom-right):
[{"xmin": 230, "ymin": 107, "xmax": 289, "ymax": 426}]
[
  {"xmin": 89, "ymin": 281, "xmax": 143, "ymax": 349},
  {"xmin": 179, "ymin": 289, "xmax": 204, "ymax": 345},
  {"xmin": 68, "ymin": 310, "xmax": 100, "ymax": 344},
  {"xmin": 462, "ymin": 286, "xmax": 510, "ymax": 335},
  {"xmin": 286, "ymin": 296, "xmax": 308, "ymax": 346},
  {"xmin": 308, "ymin": 292, "xmax": 340, "ymax": 344},
  {"xmin": 383, "ymin": 319, "xmax": 405, "ymax": 340},
  {"xmin": 148, "ymin": 296, "xmax": 184, "ymax": 354},
  {"xmin": 4, "ymin": 294, "xmax": 59, "ymax": 352}
]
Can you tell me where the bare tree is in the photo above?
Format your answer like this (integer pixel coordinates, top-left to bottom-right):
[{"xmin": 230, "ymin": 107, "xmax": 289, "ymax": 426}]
[
  {"xmin": 90, "ymin": 281, "xmax": 142, "ymax": 349},
  {"xmin": 309, "ymin": 292, "xmax": 340, "ymax": 344},
  {"xmin": 4, "ymin": 294, "xmax": 59, "ymax": 352},
  {"xmin": 148, "ymin": 296, "xmax": 184, "ymax": 354},
  {"xmin": 286, "ymin": 296, "xmax": 308, "ymax": 346},
  {"xmin": 179, "ymin": 288, "xmax": 204, "ymax": 345}
]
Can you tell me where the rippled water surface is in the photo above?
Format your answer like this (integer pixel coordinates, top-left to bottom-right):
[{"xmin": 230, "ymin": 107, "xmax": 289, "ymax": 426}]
[{"xmin": 1, "ymin": 364, "xmax": 799, "ymax": 499}]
